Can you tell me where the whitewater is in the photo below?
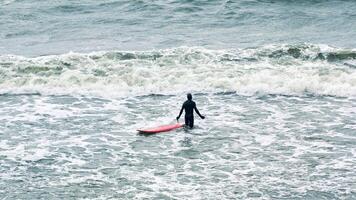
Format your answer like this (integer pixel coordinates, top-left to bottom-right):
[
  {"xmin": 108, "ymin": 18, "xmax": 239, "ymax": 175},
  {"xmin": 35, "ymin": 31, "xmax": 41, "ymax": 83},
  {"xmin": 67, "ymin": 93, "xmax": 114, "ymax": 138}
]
[
  {"xmin": 1, "ymin": 0, "xmax": 356, "ymax": 199},
  {"xmin": 1, "ymin": 44, "xmax": 355, "ymax": 97}
]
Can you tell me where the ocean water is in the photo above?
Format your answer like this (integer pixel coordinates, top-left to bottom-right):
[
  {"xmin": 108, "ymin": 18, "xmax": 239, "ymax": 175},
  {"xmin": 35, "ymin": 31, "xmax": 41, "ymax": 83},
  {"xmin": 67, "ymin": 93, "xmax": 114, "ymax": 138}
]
[{"xmin": 0, "ymin": 0, "xmax": 356, "ymax": 199}]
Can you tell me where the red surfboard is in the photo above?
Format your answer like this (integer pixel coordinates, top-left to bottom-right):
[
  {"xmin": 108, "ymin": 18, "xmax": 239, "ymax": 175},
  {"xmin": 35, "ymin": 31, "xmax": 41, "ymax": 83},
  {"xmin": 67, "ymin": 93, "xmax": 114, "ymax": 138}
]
[{"xmin": 137, "ymin": 123, "xmax": 183, "ymax": 134}]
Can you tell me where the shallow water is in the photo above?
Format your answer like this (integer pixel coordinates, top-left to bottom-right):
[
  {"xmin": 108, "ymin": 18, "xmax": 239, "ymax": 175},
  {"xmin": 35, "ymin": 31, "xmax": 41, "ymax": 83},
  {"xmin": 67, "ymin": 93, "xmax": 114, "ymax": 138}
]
[
  {"xmin": 1, "ymin": 0, "xmax": 356, "ymax": 199},
  {"xmin": 0, "ymin": 93, "xmax": 355, "ymax": 199}
]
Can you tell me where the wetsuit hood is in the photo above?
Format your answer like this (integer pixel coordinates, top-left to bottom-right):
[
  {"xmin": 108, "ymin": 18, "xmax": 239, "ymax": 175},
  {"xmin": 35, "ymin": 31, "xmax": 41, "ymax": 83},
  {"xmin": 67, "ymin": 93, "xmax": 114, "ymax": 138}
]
[{"xmin": 187, "ymin": 93, "xmax": 192, "ymax": 100}]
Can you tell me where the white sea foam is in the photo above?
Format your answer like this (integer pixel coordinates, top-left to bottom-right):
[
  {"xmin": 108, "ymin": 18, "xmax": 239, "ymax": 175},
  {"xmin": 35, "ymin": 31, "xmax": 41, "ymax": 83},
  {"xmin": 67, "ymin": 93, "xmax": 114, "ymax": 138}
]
[
  {"xmin": 0, "ymin": 89, "xmax": 354, "ymax": 199},
  {"xmin": 255, "ymin": 134, "xmax": 275, "ymax": 146},
  {"xmin": 0, "ymin": 45, "xmax": 355, "ymax": 97}
]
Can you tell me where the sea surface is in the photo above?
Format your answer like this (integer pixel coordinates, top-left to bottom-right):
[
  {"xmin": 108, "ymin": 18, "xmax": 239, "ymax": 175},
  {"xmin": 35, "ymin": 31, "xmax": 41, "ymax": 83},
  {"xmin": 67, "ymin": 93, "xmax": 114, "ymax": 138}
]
[{"xmin": 0, "ymin": 0, "xmax": 356, "ymax": 199}]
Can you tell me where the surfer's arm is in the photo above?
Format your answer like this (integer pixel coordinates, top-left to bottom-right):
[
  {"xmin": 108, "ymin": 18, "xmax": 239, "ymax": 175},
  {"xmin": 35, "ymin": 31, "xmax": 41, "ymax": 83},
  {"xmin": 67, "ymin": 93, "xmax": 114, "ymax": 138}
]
[
  {"xmin": 194, "ymin": 106, "xmax": 205, "ymax": 119},
  {"xmin": 176, "ymin": 105, "xmax": 184, "ymax": 120}
]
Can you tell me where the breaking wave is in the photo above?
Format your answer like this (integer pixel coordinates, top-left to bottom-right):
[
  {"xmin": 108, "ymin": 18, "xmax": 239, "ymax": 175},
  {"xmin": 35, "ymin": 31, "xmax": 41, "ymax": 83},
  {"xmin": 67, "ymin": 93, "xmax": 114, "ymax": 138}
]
[{"xmin": 0, "ymin": 44, "xmax": 355, "ymax": 97}]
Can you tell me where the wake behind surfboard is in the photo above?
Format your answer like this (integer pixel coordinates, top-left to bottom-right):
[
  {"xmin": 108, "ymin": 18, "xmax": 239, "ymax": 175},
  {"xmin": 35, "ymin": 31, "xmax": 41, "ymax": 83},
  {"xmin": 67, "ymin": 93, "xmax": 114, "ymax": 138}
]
[{"xmin": 137, "ymin": 123, "xmax": 183, "ymax": 134}]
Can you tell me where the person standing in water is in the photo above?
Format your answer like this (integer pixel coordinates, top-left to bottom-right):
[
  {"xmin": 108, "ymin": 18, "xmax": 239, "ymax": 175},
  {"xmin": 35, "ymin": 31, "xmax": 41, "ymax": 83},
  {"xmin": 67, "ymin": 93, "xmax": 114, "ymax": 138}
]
[{"xmin": 176, "ymin": 93, "xmax": 205, "ymax": 128}]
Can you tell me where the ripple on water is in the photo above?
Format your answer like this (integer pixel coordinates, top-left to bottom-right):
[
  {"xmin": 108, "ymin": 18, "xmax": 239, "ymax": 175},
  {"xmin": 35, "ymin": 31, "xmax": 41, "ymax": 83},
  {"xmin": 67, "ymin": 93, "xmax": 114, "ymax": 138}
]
[{"xmin": 0, "ymin": 94, "xmax": 355, "ymax": 199}]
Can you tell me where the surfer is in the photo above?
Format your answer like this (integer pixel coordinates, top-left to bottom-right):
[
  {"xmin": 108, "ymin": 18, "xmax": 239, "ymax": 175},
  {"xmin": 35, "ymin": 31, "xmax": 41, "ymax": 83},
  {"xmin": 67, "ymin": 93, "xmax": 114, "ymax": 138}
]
[{"xmin": 176, "ymin": 93, "xmax": 205, "ymax": 128}]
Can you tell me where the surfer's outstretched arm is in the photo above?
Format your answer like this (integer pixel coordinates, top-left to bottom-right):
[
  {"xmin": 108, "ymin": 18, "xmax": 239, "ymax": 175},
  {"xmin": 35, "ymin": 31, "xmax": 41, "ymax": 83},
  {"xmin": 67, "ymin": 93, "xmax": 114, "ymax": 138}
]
[
  {"xmin": 176, "ymin": 105, "xmax": 184, "ymax": 120},
  {"xmin": 194, "ymin": 106, "xmax": 205, "ymax": 119}
]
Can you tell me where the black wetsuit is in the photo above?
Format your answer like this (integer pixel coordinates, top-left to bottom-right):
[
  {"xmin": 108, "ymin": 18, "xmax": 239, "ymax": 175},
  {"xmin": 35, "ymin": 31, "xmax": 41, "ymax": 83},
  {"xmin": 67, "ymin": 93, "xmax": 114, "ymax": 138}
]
[{"xmin": 177, "ymin": 100, "xmax": 204, "ymax": 128}]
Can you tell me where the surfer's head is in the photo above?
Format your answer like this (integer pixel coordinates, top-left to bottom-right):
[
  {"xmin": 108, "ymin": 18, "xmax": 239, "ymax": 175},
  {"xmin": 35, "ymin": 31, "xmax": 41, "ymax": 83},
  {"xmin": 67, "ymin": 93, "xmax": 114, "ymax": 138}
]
[{"xmin": 187, "ymin": 93, "xmax": 192, "ymax": 100}]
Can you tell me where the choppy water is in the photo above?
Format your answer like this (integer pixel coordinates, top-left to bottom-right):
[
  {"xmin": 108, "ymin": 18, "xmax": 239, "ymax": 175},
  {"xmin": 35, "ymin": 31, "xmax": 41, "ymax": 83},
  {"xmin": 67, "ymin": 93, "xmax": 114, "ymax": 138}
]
[
  {"xmin": 1, "ymin": 0, "xmax": 356, "ymax": 199},
  {"xmin": 0, "ymin": 93, "xmax": 355, "ymax": 199},
  {"xmin": 1, "ymin": 0, "xmax": 356, "ymax": 55}
]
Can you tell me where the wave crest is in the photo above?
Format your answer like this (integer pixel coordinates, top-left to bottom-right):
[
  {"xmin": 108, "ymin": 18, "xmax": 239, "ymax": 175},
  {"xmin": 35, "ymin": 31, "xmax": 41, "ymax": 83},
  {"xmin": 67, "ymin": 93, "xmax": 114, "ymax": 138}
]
[{"xmin": 0, "ymin": 44, "xmax": 355, "ymax": 97}]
